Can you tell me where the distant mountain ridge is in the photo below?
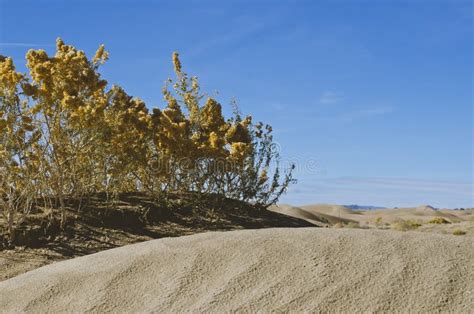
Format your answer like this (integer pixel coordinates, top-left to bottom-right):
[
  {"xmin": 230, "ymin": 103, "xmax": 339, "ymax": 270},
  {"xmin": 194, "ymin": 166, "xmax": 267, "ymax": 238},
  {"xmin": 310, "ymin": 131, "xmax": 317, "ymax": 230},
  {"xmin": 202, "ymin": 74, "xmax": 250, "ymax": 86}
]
[{"xmin": 344, "ymin": 205, "xmax": 386, "ymax": 210}]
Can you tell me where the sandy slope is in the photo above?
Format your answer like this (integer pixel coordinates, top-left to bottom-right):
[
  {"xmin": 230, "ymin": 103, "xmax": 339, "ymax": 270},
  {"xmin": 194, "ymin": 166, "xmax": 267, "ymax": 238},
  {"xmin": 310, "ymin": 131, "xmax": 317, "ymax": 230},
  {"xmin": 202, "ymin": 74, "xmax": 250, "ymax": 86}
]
[
  {"xmin": 301, "ymin": 203, "xmax": 356, "ymax": 217},
  {"xmin": 272, "ymin": 204, "xmax": 473, "ymax": 235},
  {"xmin": 0, "ymin": 197, "xmax": 312, "ymax": 282},
  {"xmin": 269, "ymin": 204, "xmax": 355, "ymax": 226},
  {"xmin": 1, "ymin": 228, "xmax": 472, "ymax": 313}
]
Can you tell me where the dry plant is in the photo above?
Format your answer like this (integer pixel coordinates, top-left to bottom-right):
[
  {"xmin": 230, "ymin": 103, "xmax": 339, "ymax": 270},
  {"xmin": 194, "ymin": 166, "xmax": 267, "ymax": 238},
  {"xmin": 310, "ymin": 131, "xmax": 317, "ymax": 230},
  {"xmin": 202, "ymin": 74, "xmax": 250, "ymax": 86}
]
[
  {"xmin": 452, "ymin": 229, "xmax": 466, "ymax": 236},
  {"xmin": 428, "ymin": 217, "xmax": 450, "ymax": 224},
  {"xmin": 332, "ymin": 222, "xmax": 365, "ymax": 229},
  {"xmin": 0, "ymin": 39, "xmax": 295, "ymax": 244},
  {"xmin": 391, "ymin": 219, "xmax": 422, "ymax": 231},
  {"xmin": 375, "ymin": 216, "xmax": 383, "ymax": 227}
]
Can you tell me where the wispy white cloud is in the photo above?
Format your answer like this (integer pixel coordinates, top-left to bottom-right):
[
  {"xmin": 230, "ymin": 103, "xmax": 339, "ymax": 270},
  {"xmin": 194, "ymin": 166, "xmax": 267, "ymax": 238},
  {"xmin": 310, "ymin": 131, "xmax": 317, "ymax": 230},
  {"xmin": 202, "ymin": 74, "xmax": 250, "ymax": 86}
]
[
  {"xmin": 338, "ymin": 106, "xmax": 394, "ymax": 123},
  {"xmin": 281, "ymin": 176, "xmax": 473, "ymax": 208},
  {"xmin": 185, "ymin": 13, "xmax": 277, "ymax": 59},
  {"xmin": 319, "ymin": 177, "xmax": 472, "ymax": 195},
  {"xmin": 319, "ymin": 91, "xmax": 344, "ymax": 105},
  {"xmin": 270, "ymin": 102, "xmax": 286, "ymax": 112}
]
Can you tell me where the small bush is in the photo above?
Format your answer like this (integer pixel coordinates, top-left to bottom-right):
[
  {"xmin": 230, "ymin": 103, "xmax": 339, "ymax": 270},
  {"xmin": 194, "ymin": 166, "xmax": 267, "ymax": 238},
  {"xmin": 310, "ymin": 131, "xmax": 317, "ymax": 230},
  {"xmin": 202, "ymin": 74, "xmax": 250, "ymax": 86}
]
[
  {"xmin": 391, "ymin": 219, "xmax": 422, "ymax": 231},
  {"xmin": 345, "ymin": 222, "xmax": 362, "ymax": 229},
  {"xmin": 428, "ymin": 217, "xmax": 450, "ymax": 224},
  {"xmin": 375, "ymin": 217, "xmax": 383, "ymax": 227},
  {"xmin": 332, "ymin": 221, "xmax": 365, "ymax": 229},
  {"xmin": 452, "ymin": 229, "xmax": 466, "ymax": 236}
]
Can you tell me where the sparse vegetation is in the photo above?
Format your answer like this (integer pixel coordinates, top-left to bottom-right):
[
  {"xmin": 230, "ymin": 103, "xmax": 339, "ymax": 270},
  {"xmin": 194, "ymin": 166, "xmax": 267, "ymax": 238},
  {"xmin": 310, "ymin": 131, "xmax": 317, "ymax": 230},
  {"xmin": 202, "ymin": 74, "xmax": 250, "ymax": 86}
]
[
  {"xmin": 332, "ymin": 221, "xmax": 365, "ymax": 229},
  {"xmin": 345, "ymin": 222, "xmax": 363, "ymax": 228},
  {"xmin": 452, "ymin": 229, "xmax": 466, "ymax": 236},
  {"xmin": 375, "ymin": 217, "xmax": 383, "ymax": 227},
  {"xmin": 391, "ymin": 219, "xmax": 422, "ymax": 231},
  {"xmin": 428, "ymin": 217, "xmax": 450, "ymax": 224}
]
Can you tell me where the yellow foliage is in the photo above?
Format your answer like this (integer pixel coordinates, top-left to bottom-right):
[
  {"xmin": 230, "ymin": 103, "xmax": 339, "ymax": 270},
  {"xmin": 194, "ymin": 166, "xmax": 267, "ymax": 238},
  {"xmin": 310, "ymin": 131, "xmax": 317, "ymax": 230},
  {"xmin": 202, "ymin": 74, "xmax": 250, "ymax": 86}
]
[
  {"xmin": 172, "ymin": 52, "xmax": 182, "ymax": 74},
  {"xmin": 1, "ymin": 40, "xmax": 296, "ymax": 242},
  {"xmin": 391, "ymin": 219, "xmax": 422, "ymax": 231},
  {"xmin": 428, "ymin": 217, "xmax": 450, "ymax": 224},
  {"xmin": 229, "ymin": 142, "xmax": 251, "ymax": 163},
  {"xmin": 93, "ymin": 44, "xmax": 109, "ymax": 65},
  {"xmin": 452, "ymin": 229, "xmax": 466, "ymax": 236}
]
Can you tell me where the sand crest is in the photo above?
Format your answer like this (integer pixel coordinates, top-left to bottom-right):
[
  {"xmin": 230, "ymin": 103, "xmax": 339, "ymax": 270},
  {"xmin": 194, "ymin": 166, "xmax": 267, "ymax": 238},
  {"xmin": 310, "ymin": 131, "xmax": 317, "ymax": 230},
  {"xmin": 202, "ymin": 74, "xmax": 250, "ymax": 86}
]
[{"xmin": 1, "ymin": 228, "xmax": 472, "ymax": 313}]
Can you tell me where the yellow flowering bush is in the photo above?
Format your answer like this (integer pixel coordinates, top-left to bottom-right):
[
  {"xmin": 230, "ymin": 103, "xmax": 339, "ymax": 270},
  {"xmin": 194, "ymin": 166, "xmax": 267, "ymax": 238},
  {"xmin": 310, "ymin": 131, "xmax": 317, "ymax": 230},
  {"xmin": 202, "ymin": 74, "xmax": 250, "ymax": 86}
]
[
  {"xmin": 0, "ymin": 56, "xmax": 39, "ymax": 242},
  {"xmin": 0, "ymin": 39, "xmax": 295, "ymax": 244},
  {"xmin": 21, "ymin": 39, "xmax": 110, "ymax": 227}
]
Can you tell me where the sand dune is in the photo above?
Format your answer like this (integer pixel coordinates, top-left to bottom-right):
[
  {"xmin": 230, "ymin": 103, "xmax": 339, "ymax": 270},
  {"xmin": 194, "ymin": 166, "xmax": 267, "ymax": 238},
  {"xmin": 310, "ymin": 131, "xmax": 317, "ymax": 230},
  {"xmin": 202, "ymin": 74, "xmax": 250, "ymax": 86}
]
[
  {"xmin": 269, "ymin": 204, "xmax": 354, "ymax": 226},
  {"xmin": 301, "ymin": 203, "xmax": 356, "ymax": 216},
  {"xmin": 277, "ymin": 204, "xmax": 473, "ymax": 235},
  {"xmin": 1, "ymin": 228, "xmax": 472, "ymax": 313}
]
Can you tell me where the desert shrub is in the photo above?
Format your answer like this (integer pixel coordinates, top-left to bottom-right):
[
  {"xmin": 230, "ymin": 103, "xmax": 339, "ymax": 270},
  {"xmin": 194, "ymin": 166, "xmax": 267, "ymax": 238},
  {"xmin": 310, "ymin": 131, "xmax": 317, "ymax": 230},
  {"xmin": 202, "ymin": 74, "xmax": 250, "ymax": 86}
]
[
  {"xmin": 332, "ymin": 221, "xmax": 364, "ymax": 229},
  {"xmin": 452, "ymin": 229, "xmax": 466, "ymax": 236},
  {"xmin": 0, "ymin": 39, "xmax": 295, "ymax": 244},
  {"xmin": 345, "ymin": 222, "xmax": 362, "ymax": 228},
  {"xmin": 391, "ymin": 219, "xmax": 422, "ymax": 231},
  {"xmin": 0, "ymin": 56, "xmax": 40, "ymax": 242},
  {"xmin": 143, "ymin": 53, "xmax": 295, "ymax": 207},
  {"xmin": 428, "ymin": 217, "xmax": 450, "ymax": 224},
  {"xmin": 375, "ymin": 216, "xmax": 383, "ymax": 227},
  {"xmin": 21, "ymin": 39, "xmax": 110, "ymax": 227}
]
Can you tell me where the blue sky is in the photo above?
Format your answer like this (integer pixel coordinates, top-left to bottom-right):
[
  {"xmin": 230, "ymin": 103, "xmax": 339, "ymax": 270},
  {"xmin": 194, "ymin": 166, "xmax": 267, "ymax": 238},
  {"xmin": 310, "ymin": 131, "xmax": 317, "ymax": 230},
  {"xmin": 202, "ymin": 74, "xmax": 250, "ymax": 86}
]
[{"xmin": 1, "ymin": 0, "xmax": 472, "ymax": 208}]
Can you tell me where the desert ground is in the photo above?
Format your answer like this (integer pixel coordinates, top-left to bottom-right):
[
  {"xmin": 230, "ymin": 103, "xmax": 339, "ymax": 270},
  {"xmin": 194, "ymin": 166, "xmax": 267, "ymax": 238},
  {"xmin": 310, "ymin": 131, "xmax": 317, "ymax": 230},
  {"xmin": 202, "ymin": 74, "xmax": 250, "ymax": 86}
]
[
  {"xmin": 271, "ymin": 204, "xmax": 474, "ymax": 235},
  {"xmin": 0, "ymin": 194, "xmax": 311, "ymax": 281},
  {"xmin": 1, "ymin": 203, "xmax": 473, "ymax": 312},
  {"xmin": 1, "ymin": 228, "xmax": 473, "ymax": 312}
]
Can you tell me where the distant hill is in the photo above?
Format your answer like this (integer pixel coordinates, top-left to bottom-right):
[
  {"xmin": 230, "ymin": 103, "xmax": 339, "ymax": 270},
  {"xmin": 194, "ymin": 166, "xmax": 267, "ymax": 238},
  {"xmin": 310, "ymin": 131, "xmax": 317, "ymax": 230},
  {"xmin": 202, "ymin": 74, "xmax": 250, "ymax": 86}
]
[
  {"xmin": 416, "ymin": 205, "xmax": 437, "ymax": 211},
  {"xmin": 344, "ymin": 205, "xmax": 386, "ymax": 210},
  {"xmin": 269, "ymin": 204, "xmax": 356, "ymax": 226},
  {"xmin": 301, "ymin": 204, "xmax": 356, "ymax": 216}
]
